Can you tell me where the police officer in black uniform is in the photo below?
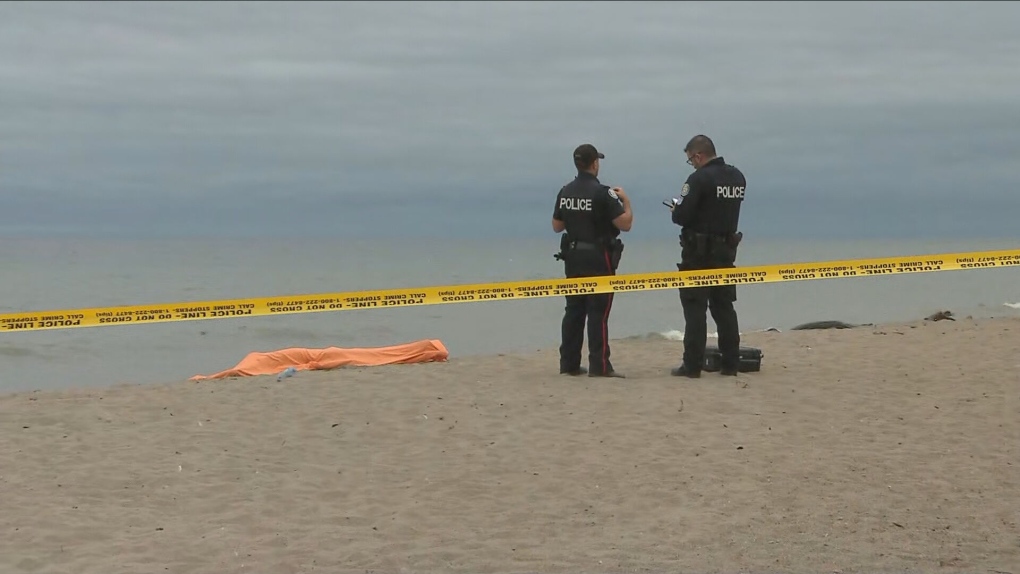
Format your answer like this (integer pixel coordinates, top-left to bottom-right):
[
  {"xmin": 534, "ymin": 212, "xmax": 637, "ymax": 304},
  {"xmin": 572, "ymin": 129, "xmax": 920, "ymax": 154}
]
[
  {"xmin": 552, "ymin": 143, "xmax": 633, "ymax": 378},
  {"xmin": 668, "ymin": 135, "xmax": 745, "ymax": 378}
]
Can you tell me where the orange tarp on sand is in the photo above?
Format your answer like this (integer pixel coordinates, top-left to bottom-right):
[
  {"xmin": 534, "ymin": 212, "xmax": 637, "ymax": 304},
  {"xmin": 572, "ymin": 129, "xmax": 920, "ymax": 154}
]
[{"xmin": 189, "ymin": 339, "xmax": 449, "ymax": 381}]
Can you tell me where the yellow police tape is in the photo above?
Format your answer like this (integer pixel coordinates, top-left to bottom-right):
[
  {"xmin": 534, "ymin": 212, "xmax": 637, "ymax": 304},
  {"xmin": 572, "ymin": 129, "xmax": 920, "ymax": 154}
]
[{"xmin": 2, "ymin": 248, "xmax": 1019, "ymax": 333}]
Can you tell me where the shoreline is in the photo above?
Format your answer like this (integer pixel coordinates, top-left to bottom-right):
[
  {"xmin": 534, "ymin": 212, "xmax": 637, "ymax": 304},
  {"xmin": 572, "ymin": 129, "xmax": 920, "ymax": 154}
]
[
  {"xmin": 1, "ymin": 310, "xmax": 1014, "ymax": 398},
  {"xmin": 2, "ymin": 270, "xmax": 1018, "ymax": 394}
]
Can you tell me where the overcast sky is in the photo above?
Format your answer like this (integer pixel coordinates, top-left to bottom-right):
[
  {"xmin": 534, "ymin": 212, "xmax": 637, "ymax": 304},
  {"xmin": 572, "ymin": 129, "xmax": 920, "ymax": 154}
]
[{"xmin": 2, "ymin": 1, "xmax": 1018, "ymax": 240}]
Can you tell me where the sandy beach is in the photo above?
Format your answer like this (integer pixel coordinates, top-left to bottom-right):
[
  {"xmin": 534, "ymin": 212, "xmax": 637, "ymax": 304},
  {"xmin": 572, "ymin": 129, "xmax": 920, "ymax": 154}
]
[{"xmin": 2, "ymin": 315, "xmax": 1018, "ymax": 574}]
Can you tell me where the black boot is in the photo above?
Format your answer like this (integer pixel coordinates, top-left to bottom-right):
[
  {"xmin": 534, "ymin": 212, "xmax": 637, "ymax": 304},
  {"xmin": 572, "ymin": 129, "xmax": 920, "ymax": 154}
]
[
  {"xmin": 589, "ymin": 370, "xmax": 626, "ymax": 378},
  {"xmin": 670, "ymin": 363, "xmax": 701, "ymax": 378}
]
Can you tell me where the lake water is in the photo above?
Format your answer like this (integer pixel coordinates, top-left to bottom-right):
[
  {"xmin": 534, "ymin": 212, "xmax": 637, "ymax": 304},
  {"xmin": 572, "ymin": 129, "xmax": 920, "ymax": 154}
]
[{"xmin": 2, "ymin": 235, "xmax": 1018, "ymax": 393}]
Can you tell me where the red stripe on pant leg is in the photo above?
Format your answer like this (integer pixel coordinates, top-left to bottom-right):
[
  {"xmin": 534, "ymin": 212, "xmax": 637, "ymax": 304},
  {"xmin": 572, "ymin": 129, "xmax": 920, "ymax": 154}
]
[
  {"xmin": 602, "ymin": 250, "xmax": 613, "ymax": 374},
  {"xmin": 601, "ymin": 293, "xmax": 613, "ymax": 373}
]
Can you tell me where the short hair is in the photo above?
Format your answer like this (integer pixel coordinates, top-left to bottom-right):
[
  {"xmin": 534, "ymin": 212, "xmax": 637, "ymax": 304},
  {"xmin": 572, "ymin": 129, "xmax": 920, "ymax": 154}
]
[
  {"xmin": 684, "ymin": 134, "xmax": 716, "ymax": 156},
  {"xmin": 573, "ymin": 143, "xmax": 604, "ymax": 170}
]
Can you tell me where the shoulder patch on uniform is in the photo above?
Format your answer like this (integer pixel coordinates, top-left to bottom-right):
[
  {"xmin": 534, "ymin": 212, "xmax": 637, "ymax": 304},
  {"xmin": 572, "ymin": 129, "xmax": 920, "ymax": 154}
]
[
  {"xmin": 680, "ymin": 183, "xmax": 690, "ymax": 197},
  {"xmin": 607, "ymin": 188, "xmax": 619, "ymax": 200}
]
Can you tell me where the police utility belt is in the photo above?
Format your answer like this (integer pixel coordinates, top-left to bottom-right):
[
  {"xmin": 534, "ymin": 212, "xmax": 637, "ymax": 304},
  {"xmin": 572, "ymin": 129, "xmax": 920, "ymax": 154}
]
[
  {"xmin": 680, "ymin": 229, "xmax": 742, "ymax": 259},
  {"xmin": 554, "ymin": 234, "xmax": 624, "ymax": 269}
]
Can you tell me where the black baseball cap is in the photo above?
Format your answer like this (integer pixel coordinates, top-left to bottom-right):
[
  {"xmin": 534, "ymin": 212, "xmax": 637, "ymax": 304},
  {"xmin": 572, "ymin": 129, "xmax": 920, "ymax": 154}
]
[{"xmin": 573, "ymin": 143, "xmax": 604, "ymax": 165}]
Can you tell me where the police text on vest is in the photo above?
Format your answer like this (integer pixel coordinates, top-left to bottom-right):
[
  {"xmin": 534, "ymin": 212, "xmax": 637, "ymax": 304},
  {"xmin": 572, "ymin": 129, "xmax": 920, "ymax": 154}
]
[
  {"xmin": 559, "ymin": 197, "xmax": 593, "ymax": 211},
  {"xmin": 716, "ymin": 186, "xmax": 745, "ymax": 199}
]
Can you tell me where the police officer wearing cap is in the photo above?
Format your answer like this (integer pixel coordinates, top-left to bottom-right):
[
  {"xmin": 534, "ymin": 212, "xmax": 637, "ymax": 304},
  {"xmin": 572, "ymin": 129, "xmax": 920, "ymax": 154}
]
[
  {"xmin": 667, "ymin": 135, "xmax": 745, "ymax": 378},
  {"xmin": 552, "ymin": 143, "xmax": 633, "ymax": 378}
]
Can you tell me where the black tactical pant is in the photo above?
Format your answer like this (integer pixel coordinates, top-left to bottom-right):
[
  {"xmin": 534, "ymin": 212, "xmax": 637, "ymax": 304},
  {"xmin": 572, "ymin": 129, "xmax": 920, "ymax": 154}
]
[
  {"xmin": 560, "ymin": 247, "xmax": 616, "ymax": 375},
  {"xmin": 679, "ymin": 282, "xmax": 740, "ymax": 372},
  {"xmin": 677, "ymin": 240, "xmax": 740, "ymax": 372}
]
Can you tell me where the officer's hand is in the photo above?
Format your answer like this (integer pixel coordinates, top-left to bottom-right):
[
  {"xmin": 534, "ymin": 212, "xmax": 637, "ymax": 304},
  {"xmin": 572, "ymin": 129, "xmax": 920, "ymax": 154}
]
[{"xmin": 611, "ymin": 187, "xmax": 628, "ymax": 202}]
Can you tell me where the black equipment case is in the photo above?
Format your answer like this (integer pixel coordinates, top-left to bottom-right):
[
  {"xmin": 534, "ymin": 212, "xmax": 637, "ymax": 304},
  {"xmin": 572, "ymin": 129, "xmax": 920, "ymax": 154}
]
[{"xmin": 703, "ymin": 345, "xmax": 763, "ymax": 373}]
